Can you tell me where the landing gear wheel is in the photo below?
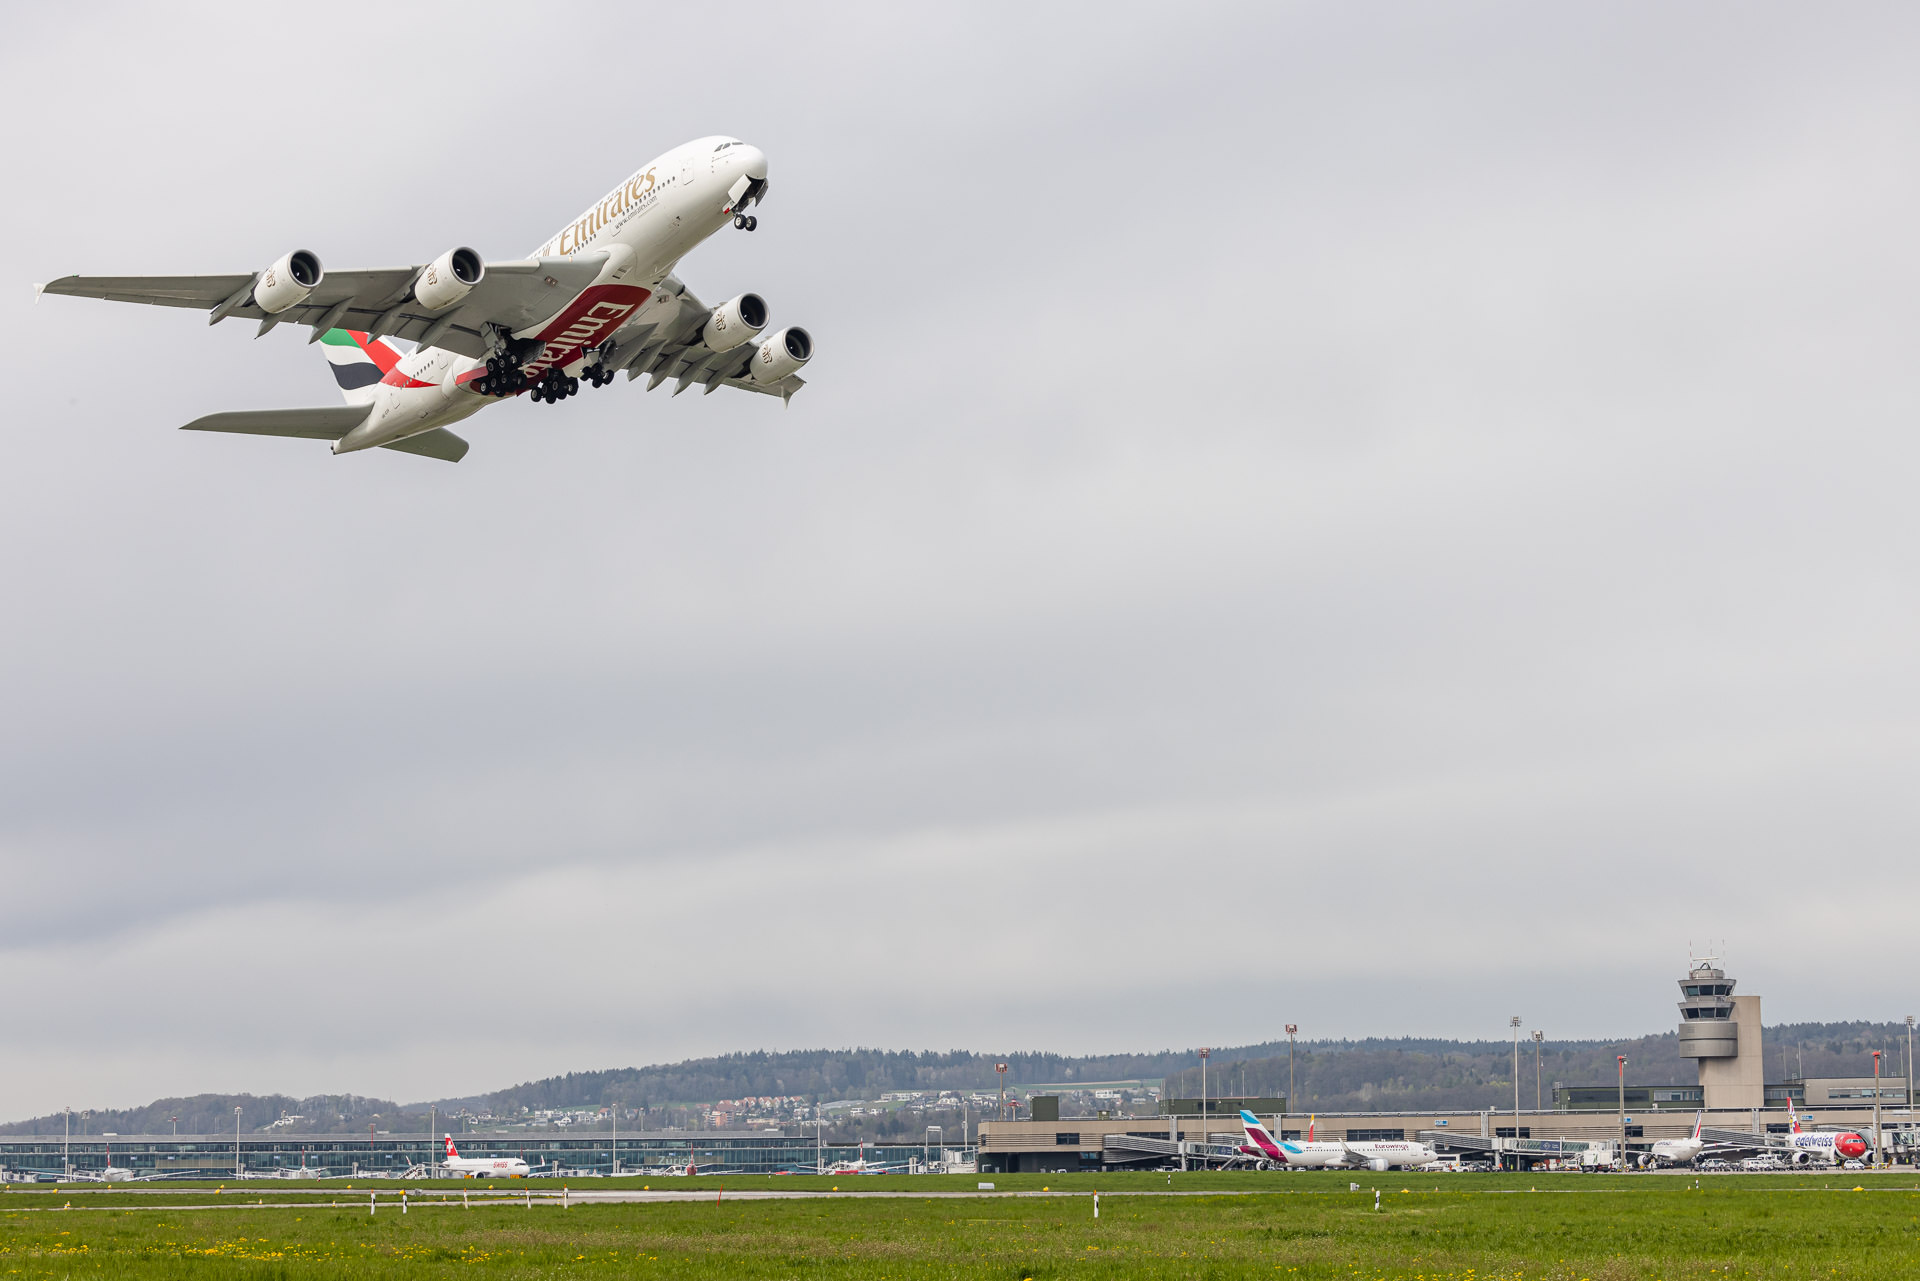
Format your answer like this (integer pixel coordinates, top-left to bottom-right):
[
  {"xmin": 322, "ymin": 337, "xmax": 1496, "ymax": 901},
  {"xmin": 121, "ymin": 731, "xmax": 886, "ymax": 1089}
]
[
  {"xmin": 733, "ymin": 215, "xmax": 746, "ymax": 229},
  {"xmin": 745, "ymin": 215, "xmax": 757, "ymax": 231},
  {"xmin": 567, "ymin": 377, "xmax": 579, "ymax": 396}
]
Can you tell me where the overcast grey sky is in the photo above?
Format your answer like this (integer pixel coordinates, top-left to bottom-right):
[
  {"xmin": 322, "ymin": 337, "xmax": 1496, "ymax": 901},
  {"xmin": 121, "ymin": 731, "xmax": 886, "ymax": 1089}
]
[{"xmin": 3, "ymin": 1, "xmax": 1918, "ymax": 1119}]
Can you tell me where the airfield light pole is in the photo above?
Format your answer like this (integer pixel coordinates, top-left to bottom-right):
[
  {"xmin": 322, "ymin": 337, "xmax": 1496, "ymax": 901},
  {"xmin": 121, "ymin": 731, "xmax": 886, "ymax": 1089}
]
[
  {"xmin": 612, "ymin": 1102, "xmax": 618, "ymax": 1177},
  {"xmin": 1285, "ymin": 1025, "xmax": 1298, "ymax": 1118},
  {"xmin": 996, "ymin": 1063, "xmax": 1009, "ymax": 1121},
  {"xmin": 1873, "ymin": 1051, "xmax": 1883, "ymax": 1166},
  {"xmin": 1907, "ymin": 1015, "xmax": 1915, "ymax": 1138},
  {"xmin": 1532, "ymin": 1030, "xmax": 1544, "ymax": 1112},
  {"xmin": 170, "ymin": 1115, "xmax": 177, "ymax": 1138},
  {"xmin": 1617, "ymin": 1056, "xmax": 1628, "ymax": 1169},
  {"xmin": 1199, "ymin": 1048, "xmax": 1210, "ymax": 1124},
  {"xmin": 429, "ymin": 1106, "xmax": 436, "ymax": 1177},
  {"xmin": 925, "ymin": 1125, "xmax": 940, "ymax": 1171},
  {"xmin": 235, "ymin": 1106, "xmax": 243, "ymax": 1179},
  {"xmin": 63, "ymin": 1108, "xmax": 70, "ymax": 1180},
  {"xmin": 1509, "ymin": 1017, "xmax": 1522, "ymax": 1127}
]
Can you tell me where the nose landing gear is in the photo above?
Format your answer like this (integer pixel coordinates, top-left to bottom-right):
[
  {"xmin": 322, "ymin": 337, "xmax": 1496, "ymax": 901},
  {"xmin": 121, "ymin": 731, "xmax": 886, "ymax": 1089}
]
[{"xmin": 732, "ymin": 214, "xmax": 758, "ymax": 231}]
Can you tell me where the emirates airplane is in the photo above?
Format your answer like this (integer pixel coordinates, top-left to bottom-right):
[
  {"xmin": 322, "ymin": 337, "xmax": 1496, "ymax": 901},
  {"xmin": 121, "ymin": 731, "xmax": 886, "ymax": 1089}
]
[
  {"xmin": 441, "ymin": 1136, "xmax": 531, "ymax": 1179},
  {"xmin": 37, "ymin": 137, "xmax": 809, "ymax": 463}
]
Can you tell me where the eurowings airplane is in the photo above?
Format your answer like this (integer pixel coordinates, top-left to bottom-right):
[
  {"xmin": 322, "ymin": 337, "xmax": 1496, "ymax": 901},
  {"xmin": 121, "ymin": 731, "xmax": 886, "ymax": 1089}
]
[
  {"xmin": 1236, "ymin": 1111, "xmax": 1436, "ymax": 1170},
  {"xmin": 442, "ymin": 1135, "xmax": 531, "ymax": 1179},
  {"xmin": 38, "ymin": 137, "xmax": 808, "ymax": 463}
]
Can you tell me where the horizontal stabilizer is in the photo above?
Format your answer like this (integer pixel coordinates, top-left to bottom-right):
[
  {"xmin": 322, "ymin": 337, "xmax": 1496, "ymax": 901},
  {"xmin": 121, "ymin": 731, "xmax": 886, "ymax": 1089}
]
[
  {"xmin": 180, "ymin": 405, "xmax": 371, "ymax": 439},
  {"xmin": 380, "ymin": 428, "xmax": 469, "ymax": 463}
]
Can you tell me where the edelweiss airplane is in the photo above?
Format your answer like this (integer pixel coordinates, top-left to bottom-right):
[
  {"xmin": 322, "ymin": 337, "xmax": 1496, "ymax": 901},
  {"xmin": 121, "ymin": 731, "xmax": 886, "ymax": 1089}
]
[
  {"xmin": 1780, "ymin": 1104, "xmax": 1869, "ymax": 1166},
  {"xmin": 38, "ymin": 137, "xmax": 808, "ymax": 463},
  {"xmin": 441, "ymin": 1135, "xmax": 531, "ymax": 1179}
]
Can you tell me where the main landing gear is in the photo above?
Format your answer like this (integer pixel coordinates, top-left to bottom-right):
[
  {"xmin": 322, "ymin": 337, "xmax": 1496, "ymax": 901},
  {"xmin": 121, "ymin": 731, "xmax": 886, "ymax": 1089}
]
[
  {"xmin": 732, "ymin": 214, "xmax": 758, "ymax": 231},
  {"xmin": 531, "ymin": 369, "xmax": 581, "ymax": 404},
  {"xmin": 476, "ymin": 356, "xmax": 527, "ymax": 398}
]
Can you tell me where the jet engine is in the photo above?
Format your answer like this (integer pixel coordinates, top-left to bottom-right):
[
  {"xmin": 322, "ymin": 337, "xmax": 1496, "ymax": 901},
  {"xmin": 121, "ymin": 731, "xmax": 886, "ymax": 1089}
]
[
  {"xmin": 416, "ymin": 247, "xmax": 484, "ymax": 311},
  {"xmin": 703, "ymin": 292, "xmax": 768, "ymax": 352},
  {"xmin": 748, "ymin": 326, "xmax": 813, "ymax": 384},
  {"xmin": 252, "ymin": 249, "xmax": 323, "ymax": 314},
  {"xmin": 1365, "ymin": 1158, "xmax": 1390, "ymax": 1172}
]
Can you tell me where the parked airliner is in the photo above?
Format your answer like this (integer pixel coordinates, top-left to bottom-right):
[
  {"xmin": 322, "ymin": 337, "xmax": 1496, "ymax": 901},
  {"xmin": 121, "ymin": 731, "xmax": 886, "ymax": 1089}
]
[
  {"xmin": 1238, "ymin": 1111, "xmax": 1440, "ymax": 1170},
  {"xmin": 1644, "ymin": 1112, "xmax": 1708, "ymax": 1167},
  {"xmin": 1782, "ymin": 1105, "xmax": 1869, "ymax": 1166},
  {"xmin": 40, "ymin": 137, "xmax": 811, "ymax": 463},
  {"xmin": 442, "ymin": 1136, "xmax": 531, "ymax": 1179}
]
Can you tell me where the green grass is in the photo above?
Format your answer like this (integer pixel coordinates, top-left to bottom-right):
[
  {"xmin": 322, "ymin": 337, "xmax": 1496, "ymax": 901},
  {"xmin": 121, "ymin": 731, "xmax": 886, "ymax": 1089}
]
[{"xmin": 3, "ymin": 1170, "xmax": 1919, "ymax": 1278}]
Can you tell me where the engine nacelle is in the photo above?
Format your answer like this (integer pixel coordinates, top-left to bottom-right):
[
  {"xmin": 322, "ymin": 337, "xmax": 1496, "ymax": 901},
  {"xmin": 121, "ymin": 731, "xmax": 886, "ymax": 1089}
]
[
  {"xmin": 1365, "ymin": 1158, "xmax": 1391, "ymax": 1172},
  {"xmin": 703, "ymin": 292, "xmax": 768, "ymax": 352},
  {"xmin": 748, "ymin": 326, "xmax": 813, "ymax": 384},
  {"xmin": 253, "ymin": 249, "xmax": 323, "ymax": 314},
  {"xmin": 416, "ymin": 247, "xmax": 483, "ymax": 311}
]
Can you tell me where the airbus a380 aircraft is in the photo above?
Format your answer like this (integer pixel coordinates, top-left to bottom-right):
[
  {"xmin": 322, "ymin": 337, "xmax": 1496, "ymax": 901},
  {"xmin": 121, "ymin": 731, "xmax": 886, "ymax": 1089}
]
[{"xmin": 37, "ymin": 137, "xmax": 808, "ymax": 463}]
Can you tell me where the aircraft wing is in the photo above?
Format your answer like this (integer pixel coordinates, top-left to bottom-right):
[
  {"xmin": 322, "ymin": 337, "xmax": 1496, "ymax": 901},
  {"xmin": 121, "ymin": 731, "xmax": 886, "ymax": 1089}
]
[
  {"xmin": 39, "ymin": 254, "xmax": 614, "ymax": 360},
  {"xmin": 600, "ymin": 278, "xmax": 807, "ymax": 403}
]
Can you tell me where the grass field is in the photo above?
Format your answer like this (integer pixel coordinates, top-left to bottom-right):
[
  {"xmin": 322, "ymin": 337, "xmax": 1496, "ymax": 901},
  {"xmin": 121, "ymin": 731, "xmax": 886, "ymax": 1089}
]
[{"xmin": 4, "ymin": 1170, "xmax": 1919, "ymax": 1278}]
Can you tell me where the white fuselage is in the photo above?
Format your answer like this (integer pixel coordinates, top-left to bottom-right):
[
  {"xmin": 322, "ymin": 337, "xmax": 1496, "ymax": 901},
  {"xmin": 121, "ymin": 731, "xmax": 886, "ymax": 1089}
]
[
  {"xmin": 335, "ymin": 137, "xmax": 766, "ymax": 455},
  {"xmin": 445, "ymin": 1156, "xmax": 530, "ymax": 1178},
  {"xmin": 1648, "ymin": 1137, "xmax": 1705, "ymax": 1165},
  {"xmin": 1272, "ymin": 1140, "xmax": 1349, "ymax": 1168},
  {"xmin": 1343, "ymin": 1141, "xmax": 1441, "ymax": 1170}
]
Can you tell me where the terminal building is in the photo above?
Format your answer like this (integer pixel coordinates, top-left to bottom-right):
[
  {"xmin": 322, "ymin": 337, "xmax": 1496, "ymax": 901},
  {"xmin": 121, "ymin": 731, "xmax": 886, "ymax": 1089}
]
[{"xmin": 0, "ymin": 1132, "xmax": 946, "ymax": 1181}]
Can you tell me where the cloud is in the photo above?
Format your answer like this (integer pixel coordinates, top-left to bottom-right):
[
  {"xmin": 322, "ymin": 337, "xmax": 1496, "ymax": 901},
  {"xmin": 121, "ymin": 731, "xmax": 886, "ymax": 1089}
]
[{"xmin": 2, "ymin": 1, "xmax": 1919, "ymax": 1116}]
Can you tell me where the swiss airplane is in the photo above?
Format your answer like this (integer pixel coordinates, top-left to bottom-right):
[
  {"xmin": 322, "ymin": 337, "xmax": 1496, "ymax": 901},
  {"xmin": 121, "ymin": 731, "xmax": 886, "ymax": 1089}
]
[
  {"xmin": 441, "ymin": 1135, "xmax": 531, "ymax": 1179},
  {"xmin": 38, "ymin": 137, "xmax": 809, "ymax": 463}
]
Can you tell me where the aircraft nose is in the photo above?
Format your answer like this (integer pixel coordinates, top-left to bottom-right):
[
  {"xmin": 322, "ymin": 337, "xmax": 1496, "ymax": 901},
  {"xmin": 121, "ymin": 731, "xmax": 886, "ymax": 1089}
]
[{"xmin": 739, "ymin": 145, "xmax": 767, "ymax": 180}]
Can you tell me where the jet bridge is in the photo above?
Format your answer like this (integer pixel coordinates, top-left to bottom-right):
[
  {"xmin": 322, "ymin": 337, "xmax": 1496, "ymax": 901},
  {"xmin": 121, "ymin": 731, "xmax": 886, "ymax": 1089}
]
[
  {"xmin": 1101, "ymin": 1133, "xmax": 1250, "ymax": 1168},
  {"xmin": 1419, "ymin": 1132, "xmax": 1606, "ymax": 1168}
]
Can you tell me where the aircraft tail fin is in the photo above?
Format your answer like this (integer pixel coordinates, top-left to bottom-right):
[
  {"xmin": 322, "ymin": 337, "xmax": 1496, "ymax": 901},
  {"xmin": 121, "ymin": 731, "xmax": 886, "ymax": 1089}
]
[
  {"xmin": 319, "ymin": 328, "xmax": 400, "ymax": 407},
  {"xmin": 1692, "ymin": 1110, "xmax": 1704, "ymax": 1140},
  {"xmin": 444, "ymin": 1135, "xmax": 459, "ymax": 1159}
]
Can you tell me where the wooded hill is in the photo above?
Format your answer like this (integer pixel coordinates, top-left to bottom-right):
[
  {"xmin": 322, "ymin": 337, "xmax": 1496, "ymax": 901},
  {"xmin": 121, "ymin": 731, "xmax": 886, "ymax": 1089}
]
[{"xmin": 7, "ymin": 1022, "xmax": 1908, "ymax": 1135}]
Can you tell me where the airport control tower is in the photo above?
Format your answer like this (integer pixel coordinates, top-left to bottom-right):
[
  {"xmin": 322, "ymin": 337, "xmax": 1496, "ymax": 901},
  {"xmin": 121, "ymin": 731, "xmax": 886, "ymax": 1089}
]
[{"xmin": 1677, "ymin": 955, "xmax": 1764, "ymax": 1110}]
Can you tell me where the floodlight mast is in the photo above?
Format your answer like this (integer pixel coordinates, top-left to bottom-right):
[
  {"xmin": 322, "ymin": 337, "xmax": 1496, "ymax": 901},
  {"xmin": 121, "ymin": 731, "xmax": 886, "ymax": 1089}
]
[
  {"xmin": 1873, "ymin": 1050, "xmax": 1883, "ymax": 1166},
  {"xmin": 1285, "ymin": 1025, "xmax": 1298, "ymax": 1115},
  {"xmin": 1907, "ymin": 1016, "xmax": 1916, "ymax": 1139},
  {"xmin": 1531, "ymin": 1030, "xmax": 1544, "ymax": 1112},
  {"xmin": 1510, "ymin": 1017, "xmax": 1522, "ymax": 1126},
  {"xmin": 1617, "ymin": 1056, "xmax": 1628, "ymax": 1169}
]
